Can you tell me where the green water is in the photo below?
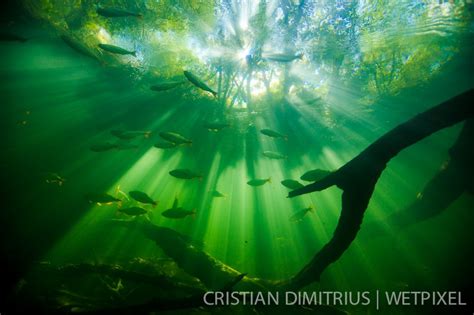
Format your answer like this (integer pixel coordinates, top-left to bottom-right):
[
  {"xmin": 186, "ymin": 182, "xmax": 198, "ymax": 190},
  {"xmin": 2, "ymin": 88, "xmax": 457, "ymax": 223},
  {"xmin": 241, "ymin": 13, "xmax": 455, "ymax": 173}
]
[{"xmin": 1, "ymin": 1, "xmax": 474, "ymax": 314}]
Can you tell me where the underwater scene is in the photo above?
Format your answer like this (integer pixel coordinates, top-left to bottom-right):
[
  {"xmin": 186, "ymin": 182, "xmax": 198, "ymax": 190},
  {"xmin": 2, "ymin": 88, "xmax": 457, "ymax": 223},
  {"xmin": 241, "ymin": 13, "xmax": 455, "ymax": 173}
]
[{"xmin": 1, "ymin": 0, "xmax": 473, "ymax": 314}]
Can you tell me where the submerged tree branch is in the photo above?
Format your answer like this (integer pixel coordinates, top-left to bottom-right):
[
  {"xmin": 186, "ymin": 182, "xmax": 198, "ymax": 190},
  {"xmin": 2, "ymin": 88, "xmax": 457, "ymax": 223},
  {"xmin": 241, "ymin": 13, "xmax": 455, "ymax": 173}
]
[
  {"xmin": 111, "ymin": 219, "xmax": 272, "ymax": 292},
  {"xmin": 283, "ymin": 89, "xmax": 474, "ymax": 289},
  {"xmin": 385, "ymin": 118, "xmax": 474, "ymax": 229}
]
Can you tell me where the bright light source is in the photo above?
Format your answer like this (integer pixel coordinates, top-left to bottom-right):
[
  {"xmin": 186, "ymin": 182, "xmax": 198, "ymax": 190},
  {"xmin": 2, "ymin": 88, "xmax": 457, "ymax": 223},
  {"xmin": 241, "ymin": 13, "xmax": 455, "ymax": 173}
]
[
  {"xmin": 239, "ymin": 18, "xmax": 248, "ymax": 30},
  {"xmin": 237, "ymin": 46, "xmax": 251, "ymax": 60},
  {"xmin": 96, "ymin": 27, "xmax": 111, "ymax": 42}
]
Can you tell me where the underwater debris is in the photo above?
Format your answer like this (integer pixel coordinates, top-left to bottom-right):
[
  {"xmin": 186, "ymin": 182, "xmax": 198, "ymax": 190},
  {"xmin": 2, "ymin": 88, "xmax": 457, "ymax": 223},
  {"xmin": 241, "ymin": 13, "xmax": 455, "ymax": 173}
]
[
  {"xmin": 162, "ymin": 198, "xmax": 196, "ymax": 219},
  {"xmin": 16, "ymin": 109, "xmax": 30, "ymax": 126},
  {"xmin": 98, "ymin": 43, "xmax": 136, "ymax": 57},
  {"xmin": 115, "ymin": 185, "xmax": 129, "ymax": 200},
  {"xmin": 129, "ymin": 191, "xmax": 157, "ymax": 207},
  {"xmin": 281, "ymin": 179, "xmax": 304, "ymax": 190},
  {"xmin": 263, "ymin": 151, "xmax": 287, "ymax": 160},
  {"xmin": 159, "ymin": 131, "xmax": 192, "ymax": 145},
  {"xmin": 183, "ymin": 70, "xmax": 217, "ymax": 97},
  {"xmin": 247, "ymin": 178, "xmax": 271, "ymax": 186},
  {"xmin": 169, "ymin": 169, "xmax": 202, "ymax": 180},
  {"xmin": 260, "ymin": 128, "xmax": 287, "ymax": 140}
]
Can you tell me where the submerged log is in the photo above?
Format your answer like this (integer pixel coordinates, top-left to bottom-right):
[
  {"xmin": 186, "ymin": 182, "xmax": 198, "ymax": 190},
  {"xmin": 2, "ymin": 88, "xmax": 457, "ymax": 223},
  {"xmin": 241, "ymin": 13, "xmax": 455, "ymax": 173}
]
[
  {"xmin": 111, "ymin": 219, "xmax": 272, "ymax": 291},
  {"xmin": 33, "ymin": 261, "xmax": 203, "ymax": 294},
  {"xmin": 283, "ymin": 89, "xmax": 474, "ymax": 289},
  {"xmin": 74, "ymin": 272, "xmax": 247, "ymax": 315}
]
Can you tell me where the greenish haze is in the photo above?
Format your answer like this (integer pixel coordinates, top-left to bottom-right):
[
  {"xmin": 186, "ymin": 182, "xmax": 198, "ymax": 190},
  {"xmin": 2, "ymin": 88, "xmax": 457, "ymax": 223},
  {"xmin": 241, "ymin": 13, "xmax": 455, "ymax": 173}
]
[{"xmin": 1, "ymin": 0, "xmax": 473, "ymax": 314}]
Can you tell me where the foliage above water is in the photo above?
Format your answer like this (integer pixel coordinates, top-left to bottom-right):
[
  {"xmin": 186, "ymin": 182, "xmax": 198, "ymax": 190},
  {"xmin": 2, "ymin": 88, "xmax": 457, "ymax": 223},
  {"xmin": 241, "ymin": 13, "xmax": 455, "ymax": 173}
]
[{"xmin": 23, "ymin": 0, "xmax": 473, "ymax": 109}]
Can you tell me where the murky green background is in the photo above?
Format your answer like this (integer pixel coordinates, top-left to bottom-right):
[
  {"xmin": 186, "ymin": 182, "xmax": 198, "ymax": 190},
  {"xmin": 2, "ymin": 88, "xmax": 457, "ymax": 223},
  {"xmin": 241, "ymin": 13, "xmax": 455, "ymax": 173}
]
[{"xmin": 1, "ymin": 1, "xmax": 473, "ymax": 314}]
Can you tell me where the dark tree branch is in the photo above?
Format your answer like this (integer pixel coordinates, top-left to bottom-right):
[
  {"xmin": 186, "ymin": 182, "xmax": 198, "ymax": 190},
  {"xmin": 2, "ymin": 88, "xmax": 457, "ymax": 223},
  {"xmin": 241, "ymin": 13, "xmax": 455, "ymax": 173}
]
[
  {"xmin": 283, "ymin": 89, "xmax": 474, "ymax": 289},
  {"xmin": 385, "ymin": 118, "xmax": 474, "ymax": 229}
]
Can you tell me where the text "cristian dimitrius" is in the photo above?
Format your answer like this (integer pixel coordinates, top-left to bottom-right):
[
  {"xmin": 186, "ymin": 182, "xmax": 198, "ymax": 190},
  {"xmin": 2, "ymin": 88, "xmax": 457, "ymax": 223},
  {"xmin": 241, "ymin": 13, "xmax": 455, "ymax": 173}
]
[{"xmin": 203, "ymin": 291, "xmax": 467, "ymax": 307}]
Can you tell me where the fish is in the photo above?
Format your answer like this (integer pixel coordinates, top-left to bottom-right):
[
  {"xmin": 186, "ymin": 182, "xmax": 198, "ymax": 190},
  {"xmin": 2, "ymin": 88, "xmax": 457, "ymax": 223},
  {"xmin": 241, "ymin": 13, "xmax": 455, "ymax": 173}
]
[
  {"xmin": 98, "ymin": 44, "xmax": 136, "ymax": 57},
  {"xmin": 159, "ymin": 132, "xmax": 192, "ymax": 145},
  {"xmin": 169, "ymin": 169, "xmax": 202, "ymax": 180},
  {"xmin": 118, "ymin": 206, "xmax": 148, "ymax": 216},
  {"xmin": 247, "ymin": 178, "xmax": 271, "ymax": 186},
  {"xmin": 260, "ymin": 129, "xmax": 287, "ymax": 140},
  {"xmin": 281, "ymin": 179, "xmax": 304, "ymax": 190},
  {"xmin": 300, "ymin": 169, "xmax": 332, "ymax": 182},
  {"xmin": 150, "ymin": 81, "xmax": 186, "ymax": 91},
  {"xmin": 129, "ymin": 191, "xmax": 158, "ymax": 207},
  {"xmin": 90, "ymin": 143, "xmax": 119, "ymax": 152},
  {"xmin": 263, "ymin": 52, "xmax": 303, "ymax": 62},
  {"xmin": 97, "ymin": 7, "xmax": 142, "ymax": 18},
  {"xmin": 45, "ymin": 173, "xmax": 65, "ymax": 186},
  {"xmin": 211, "ymin": 190, "xmax": 226, "ymax": 198},
  {"xmin": 61, "ymin": 35, "xmax": 100, "ymax": 61},
  {"xmin": 162, "ymin": 198, "xmax": 196, "ymax": 219},
  {"xmin": 183, "ymin": 71, "xmax": 217, "ymax": 97},
  {"xmin": 85, "ymin": 193, "xmax": 121, "ymax": 205},
  {"xmin": 290, "ymin": 206, "xmax": 314, "ymax": 222},
  {"xmin": 263, "ymin": 151, "xmax": 287, "ymax": 160},
  {"xmin": 203, "ymin": 122, "xmax": 230, "ymax": 132},
  {"xmin": 303, "ymin": 97, "xmax": 323, "ymax": 106},
  {"xmin": 111, "ymin": 130, "xmax": 151, "ymax": 140},
  {"xmin": 154, "ymin": 142, "xmax": 178, "ymax": 149},
  {"xmin": 0, "ymin": 32, "xmax": 27, "ymax": 42}
]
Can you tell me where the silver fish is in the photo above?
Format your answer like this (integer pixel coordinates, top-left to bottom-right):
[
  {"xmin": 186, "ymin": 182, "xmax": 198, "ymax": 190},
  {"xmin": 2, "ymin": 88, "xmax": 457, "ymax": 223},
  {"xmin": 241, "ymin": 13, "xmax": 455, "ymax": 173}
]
[
  {"xmin": 98, "ymin": 44, "xmax": 136, "ymax": 57},
  {"xmin": 97, "ymin": 7, "xmax": 142, "ymax": 18},
  {"xmin": 263, "ymin": 52, "xmax": 303, "ymax": 62},
  {"xmin": 183, "ymin": 71, "xmax": 217, "ymax": 97}
]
